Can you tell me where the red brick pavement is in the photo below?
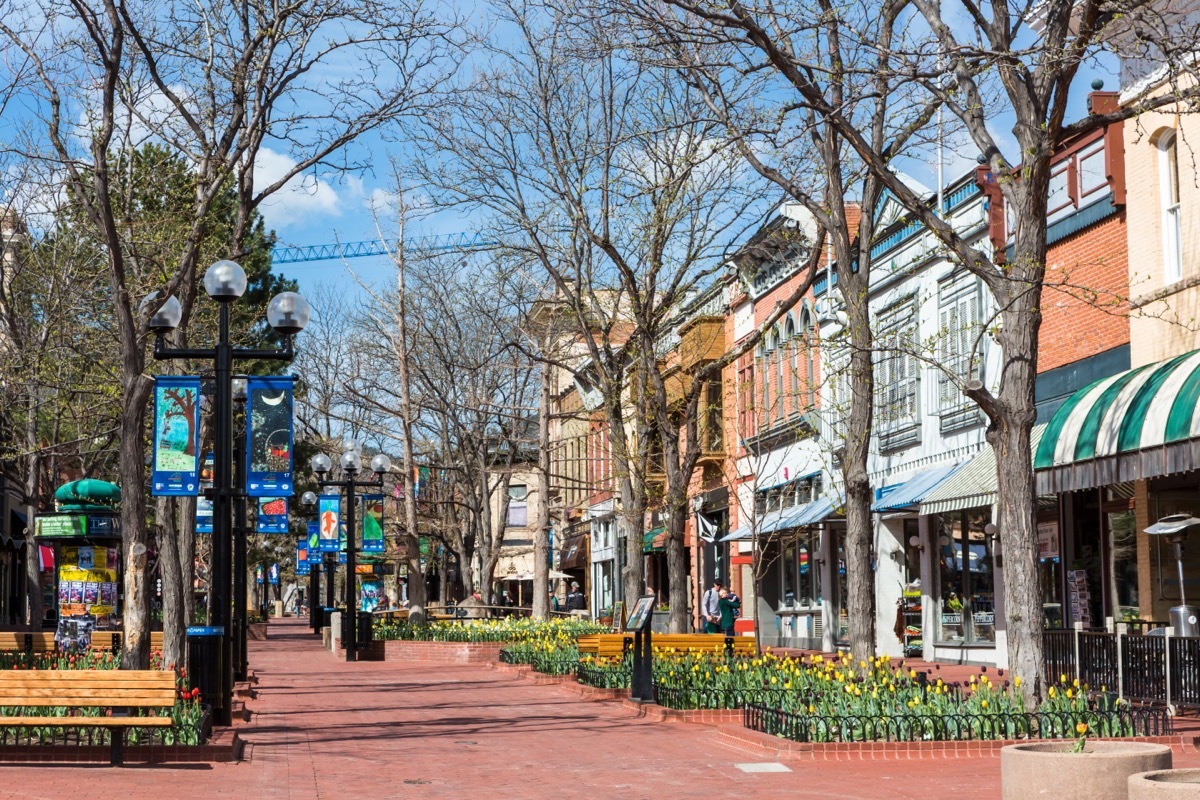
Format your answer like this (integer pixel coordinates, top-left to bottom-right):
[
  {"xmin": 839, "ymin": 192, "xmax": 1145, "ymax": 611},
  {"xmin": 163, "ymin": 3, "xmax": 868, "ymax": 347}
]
[{"xmin": 0, "ymin": 619, "xmax": 1193, "ymax": 799}]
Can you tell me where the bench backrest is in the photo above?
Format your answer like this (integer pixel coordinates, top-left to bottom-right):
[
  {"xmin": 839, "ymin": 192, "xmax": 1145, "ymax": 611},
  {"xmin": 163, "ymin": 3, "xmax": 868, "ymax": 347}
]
[
  {"xmin": 0, "ymin": 670, "xmax": 177, "ymax": 708},
  {"xmin": 0, "ymin": 633, "xmax": 55, "ymax": 652}
]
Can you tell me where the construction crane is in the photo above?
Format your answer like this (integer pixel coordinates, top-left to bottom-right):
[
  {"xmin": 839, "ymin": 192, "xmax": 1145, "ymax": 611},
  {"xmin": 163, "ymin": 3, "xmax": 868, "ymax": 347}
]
[{"xmin": 270, "ymin": 231, "xmax": 493, "ymax": 265}]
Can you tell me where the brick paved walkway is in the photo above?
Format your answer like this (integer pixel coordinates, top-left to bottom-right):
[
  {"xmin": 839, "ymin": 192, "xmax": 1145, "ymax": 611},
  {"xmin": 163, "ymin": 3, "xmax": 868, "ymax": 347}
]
[{"xmin": 2, "ymin": 618, "xmax": 1195, "ymax": 799}]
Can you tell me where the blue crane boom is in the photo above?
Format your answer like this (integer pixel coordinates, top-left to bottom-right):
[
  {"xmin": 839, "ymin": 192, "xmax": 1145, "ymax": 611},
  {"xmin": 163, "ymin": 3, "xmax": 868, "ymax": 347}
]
[{"xmin": 270, "ymin": 231, "xmax": 492, "ymax": 264}]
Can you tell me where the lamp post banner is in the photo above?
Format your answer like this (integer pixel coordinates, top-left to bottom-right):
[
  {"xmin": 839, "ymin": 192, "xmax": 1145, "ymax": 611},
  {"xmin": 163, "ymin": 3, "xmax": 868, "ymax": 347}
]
[
  {"xmin": 255, "ymin": 564, "xmax": 264, "ymax": 585},
  {"xmin": 307, "ymin": 521, "xmax": 322, "ymax": 563},
  {"xmin": 318, "ymin": 495, "xmax": 341, "ymax": 552},
  {"xmin": 245, "ymin": 376, "xmax": 294, "ymax": 497},
  {"xmin": 362, "ymin": 494, "xmax": 385, "ymax": 553},
  {"xmin": 256, "ymin": 497, "xmax": 289, "ymax": 534},
  {"xmin": 196, "ymin": 453, "xmax": 214, "ymax": 533},
  {"xmin": 296, "ymin": 543, "xmax": 310, "ymax": 575},
  {"xmin": 268, "ymin": 563, "xmax": 279, "ymax": 585},
  {"xmin": 151, "ymin": 376, "xmax": 202, "ymax": 496}
]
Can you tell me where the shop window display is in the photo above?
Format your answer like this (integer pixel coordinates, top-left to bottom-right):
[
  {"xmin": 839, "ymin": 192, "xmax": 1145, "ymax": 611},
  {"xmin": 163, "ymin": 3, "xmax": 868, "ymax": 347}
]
[{"xmin": 936, "ymin": 508, "xmax": 995, "ymax": 645}]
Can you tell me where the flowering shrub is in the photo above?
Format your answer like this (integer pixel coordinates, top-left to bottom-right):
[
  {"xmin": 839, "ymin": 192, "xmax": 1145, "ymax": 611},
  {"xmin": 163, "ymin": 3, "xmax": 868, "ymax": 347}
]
[{"xmin": 375, "ymin": 617, "xmax": 606, "ymax": 644}]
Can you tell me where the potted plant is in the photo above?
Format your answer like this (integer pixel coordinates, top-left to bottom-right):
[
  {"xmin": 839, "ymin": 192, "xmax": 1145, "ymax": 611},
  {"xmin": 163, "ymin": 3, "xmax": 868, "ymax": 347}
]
[
  {"xmin": 598, "ymin": 606, "xmax": 613, "ymax": 626},
  {"xmin": 1001, "ymin": 724, "xmax": 1172, "ymax": 800}
]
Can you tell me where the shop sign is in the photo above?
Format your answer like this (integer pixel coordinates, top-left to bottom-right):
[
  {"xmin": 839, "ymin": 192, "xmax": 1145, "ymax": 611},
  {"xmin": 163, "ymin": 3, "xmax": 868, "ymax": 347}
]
[
  {"xmin": 36, "ymin": 515, "xmax": 86, "ymax": 537},
  {"xmin": 1037, "ymin": 520, "xmax": 1059, "ymax": 560}
]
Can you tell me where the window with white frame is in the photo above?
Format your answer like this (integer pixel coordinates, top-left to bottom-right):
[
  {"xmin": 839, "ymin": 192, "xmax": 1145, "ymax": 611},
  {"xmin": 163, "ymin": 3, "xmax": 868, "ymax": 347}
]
[
  {"xmin": 507, "ymin": 484, "xmax": 528, "ymax": 527},
  {"xmin": 1160, "ymin": 130, "xmax": 1183, "ymax": 284},
  {"xmin": 875, "ymin": 298, "xmax": 920, "ymax": 441},
  {"xmin": 937, "ymin": 273, "xmax": 984, "ymax": 413}
]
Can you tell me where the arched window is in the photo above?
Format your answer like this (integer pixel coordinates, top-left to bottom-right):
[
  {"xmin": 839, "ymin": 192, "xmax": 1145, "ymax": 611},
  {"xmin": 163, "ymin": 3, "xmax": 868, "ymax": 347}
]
[
  {"xmin": 785, "ymin": 317, "xmax": 799, "ymax": 409},
  {"xmin": 800, "ymin": 306, "xmax": 816, "ymax": 410},
  {"xmin": 760, "ymin": 342, "xmax": 771, "ymax": 428},
  {"xmin": 1159, "ymin": 130, "xmax": 1183, "ymax": 284}
]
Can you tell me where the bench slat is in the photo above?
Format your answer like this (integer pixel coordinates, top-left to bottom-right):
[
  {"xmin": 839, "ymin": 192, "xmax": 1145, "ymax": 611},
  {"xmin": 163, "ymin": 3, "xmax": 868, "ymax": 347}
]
[{"xmin": 0, "ymin": 716, "xmax": 173, "ymax": 727}]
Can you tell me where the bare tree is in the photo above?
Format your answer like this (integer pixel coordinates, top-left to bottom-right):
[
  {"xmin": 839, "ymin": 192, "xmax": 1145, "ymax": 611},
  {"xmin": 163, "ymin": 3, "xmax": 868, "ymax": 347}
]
[{"xmin": 0, "ymin": 0, "xmax": 460, "ymax": 667}]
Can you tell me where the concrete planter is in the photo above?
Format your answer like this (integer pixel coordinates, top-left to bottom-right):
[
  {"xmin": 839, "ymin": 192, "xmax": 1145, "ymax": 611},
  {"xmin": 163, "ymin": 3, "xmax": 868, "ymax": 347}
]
[
  {"xmin": 1001, "ymin": 742, "xmax": 1173, "ymax": 800},
  {"xmin": 247, "ymin": 623, "xmax": 269, "ymax": 641},
  {"xmin": 1129, "ymin": 769, "xmax": 1200, "ymax": 799}
]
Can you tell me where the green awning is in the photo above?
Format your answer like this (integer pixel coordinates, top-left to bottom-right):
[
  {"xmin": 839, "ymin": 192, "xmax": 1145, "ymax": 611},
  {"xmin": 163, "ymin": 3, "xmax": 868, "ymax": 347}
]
[
  {"xmin": 1035, "ymin": 350, "xmax": 1200, "ymax": 493},
  {"xmin": 642, "ymin": 526, "xmax": 666, "ymax": 554}
]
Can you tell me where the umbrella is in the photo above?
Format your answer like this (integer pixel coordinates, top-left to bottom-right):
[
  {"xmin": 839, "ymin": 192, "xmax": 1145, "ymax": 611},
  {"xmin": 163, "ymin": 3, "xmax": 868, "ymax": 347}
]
[{"xmin": 507, "ymin": 570, "xmax": 571, "ymax": 581}]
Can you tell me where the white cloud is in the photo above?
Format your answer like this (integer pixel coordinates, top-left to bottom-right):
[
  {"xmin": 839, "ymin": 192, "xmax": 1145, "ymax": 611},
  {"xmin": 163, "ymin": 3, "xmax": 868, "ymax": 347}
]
[{"xmin": 254, "ymin": 148, "xmax": 342, "ymax": 231}]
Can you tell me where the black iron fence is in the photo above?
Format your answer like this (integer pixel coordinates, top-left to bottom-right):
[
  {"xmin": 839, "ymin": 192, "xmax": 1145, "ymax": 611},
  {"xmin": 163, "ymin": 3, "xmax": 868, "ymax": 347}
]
[
  {"xmin": 577, "ymin": 660, "xmax": 630, "ymax": 689},
  {"xmin": 529, "ymin": 653, "xmax": 579, "ymax": 676},
  {"xmin": 1043, "ymin": 628, "xmax": 1200, "ymax": 707},
  {"xmin": 0, "ymin": 706, "xmax": 212, "ymax": 748},
  {"xmin": 743, "ymin": 703, "xmax": 1172, "ymax": 744}
]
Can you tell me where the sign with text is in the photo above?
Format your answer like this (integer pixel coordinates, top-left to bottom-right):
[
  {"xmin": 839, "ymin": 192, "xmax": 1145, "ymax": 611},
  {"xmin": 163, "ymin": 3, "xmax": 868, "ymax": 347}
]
[{"xmin": 256, "ymin": 497, "xmax": 289, "ymax": 534}]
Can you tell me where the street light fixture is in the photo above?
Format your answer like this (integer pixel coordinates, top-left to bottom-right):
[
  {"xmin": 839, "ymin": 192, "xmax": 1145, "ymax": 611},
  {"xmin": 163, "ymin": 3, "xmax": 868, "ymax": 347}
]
[
  {"xmin": 313, "ymin": 447, "xmax": 390, "ymax": 662},
  {"xmin": 149, "ymin": 259, "xmax": 308, "ymax": 726}
]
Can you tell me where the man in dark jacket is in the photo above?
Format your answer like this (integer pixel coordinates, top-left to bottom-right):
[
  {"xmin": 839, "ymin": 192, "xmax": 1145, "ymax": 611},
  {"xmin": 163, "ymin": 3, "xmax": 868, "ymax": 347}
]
[{"xmin": 565, "ymin": 581, "xmax": 586, "ymax": 612}]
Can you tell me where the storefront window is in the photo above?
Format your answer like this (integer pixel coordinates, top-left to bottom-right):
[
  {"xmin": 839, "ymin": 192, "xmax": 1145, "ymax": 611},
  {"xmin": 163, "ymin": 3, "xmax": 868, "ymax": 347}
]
[
  {"xmin": 779, "ymin": 528, "xmax": 821, "ymax": 609},
  {"xmin": 835, "ymin": 527, "xmax": 848, "ymax": 645},
  {"xmin": 936, "ymin": 508, "xmax": 995, "ymax": 645},
  {"xmin": 1107, "ymin": 509, "xmax": 1139, "ymax": 622},
  {"xmin": 1038, "ymin": 518, "xmax": 1064, "ymax": 628}
]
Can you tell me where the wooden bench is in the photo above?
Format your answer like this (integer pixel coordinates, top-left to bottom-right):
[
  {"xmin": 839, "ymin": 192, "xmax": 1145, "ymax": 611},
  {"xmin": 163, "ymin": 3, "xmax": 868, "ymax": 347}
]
[
  {"xmin": 0, "ymin": 670, "xmax": 177, "ymax": 765},
  {"xmin": 577, "ymin": 633, "xmax": 757, "ymax": 659},
  {"xmin": 0, "ymin": 631, "xmax": 164, "ymax": 653}
]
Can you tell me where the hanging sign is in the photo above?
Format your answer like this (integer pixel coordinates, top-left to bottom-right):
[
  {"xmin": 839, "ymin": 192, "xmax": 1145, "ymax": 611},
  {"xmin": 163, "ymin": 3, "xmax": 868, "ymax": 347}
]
[
  {"xmin": 318, "ymin": 495, "xmax": 341, "ymax": 552},
  {"xmin": 255, "ymin": 564, "xmax": 264, "ymax": 585},
  {"xmin": 268, "ymin": 563, "xmax": 280, "ymax": 585},
  {"xmin": 256, "ymin": 497, "xmax": 289, "ymax": 534},
  {"xmin": 196, "ymin": 453, "xmax": 214, "ymax": 534},
  {"xmin": 338, "ymin": 550, "xmax": 347, "ymax": 564},
  {"xmin": 362, "ymin": 495, "xmax": 384, "ymax": 553},
  {"xmin": 245, "ymin": 376, "xmax": 294, "ymax": 497},
  {"xmin": 360, "ymin": 579, "xmax": 381, "ymax": 612},
  {"xmin": 296, "ymin": 542, "xmax": 310, "ymax": 575},
  {"xmin": 151, "ymin": 376, "xmax": 202, "ymax": 496},
  {"xmin": 307, "ymin": 521, "xmax": 322, "ymax": 563}
]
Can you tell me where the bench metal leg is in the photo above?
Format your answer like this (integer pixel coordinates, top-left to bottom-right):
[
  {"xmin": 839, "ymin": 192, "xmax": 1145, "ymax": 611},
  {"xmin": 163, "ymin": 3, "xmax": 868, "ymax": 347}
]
[{"xmin": 110, "ymin": 729, "xmax": 124, "ymax": 766}]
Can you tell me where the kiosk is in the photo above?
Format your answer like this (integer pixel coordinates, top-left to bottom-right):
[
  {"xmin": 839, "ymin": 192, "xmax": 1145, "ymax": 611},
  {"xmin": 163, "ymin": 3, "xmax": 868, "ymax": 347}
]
[{"xmin": 34, "ymin": 479, "xmax": 123, "ymax": 636}]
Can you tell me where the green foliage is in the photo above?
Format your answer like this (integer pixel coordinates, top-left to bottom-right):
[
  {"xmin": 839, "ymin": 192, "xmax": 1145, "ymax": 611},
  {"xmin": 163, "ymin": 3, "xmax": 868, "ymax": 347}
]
[{"xmin": 373, "ymin": 617, "xmax": 606, "ymax": 643}]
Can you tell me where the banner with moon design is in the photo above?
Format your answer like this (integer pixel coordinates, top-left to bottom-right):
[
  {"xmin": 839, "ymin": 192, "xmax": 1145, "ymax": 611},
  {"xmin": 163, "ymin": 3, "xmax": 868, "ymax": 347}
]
[{"xmin": 245, "ymin": 376, "xmax": 295, "ymax": 497}]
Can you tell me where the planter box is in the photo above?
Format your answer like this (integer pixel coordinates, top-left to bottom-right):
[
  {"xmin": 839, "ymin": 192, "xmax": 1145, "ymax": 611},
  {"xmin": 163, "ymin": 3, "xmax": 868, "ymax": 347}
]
[
  {"xmin": 247, "ymin": 623, "xmax": 268, "ymax": 641},
  {"xmin": 1001, "ymin": 741, "xmax": 1172, "ymax": 800},
  {"xmin": 1129, "ymin": 769, "xmax": 1200, "ymax": 799},
  {"xmin": 382, "ymin": 640, "xmax": 504, "ymax": 664}
]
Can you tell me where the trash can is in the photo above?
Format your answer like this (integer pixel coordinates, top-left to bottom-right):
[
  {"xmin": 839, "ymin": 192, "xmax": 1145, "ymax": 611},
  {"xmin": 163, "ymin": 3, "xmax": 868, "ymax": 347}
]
[
  {"xmin": 318, "ymin": 607, "xmax": 335, "ymax": 629},
  {"xmin": 340, "ymin": 611, "xmax": 373, "ymax": 650},
  {"xmin": 186, "ymin": 625, "xmax": 224, "ymax": 712}
]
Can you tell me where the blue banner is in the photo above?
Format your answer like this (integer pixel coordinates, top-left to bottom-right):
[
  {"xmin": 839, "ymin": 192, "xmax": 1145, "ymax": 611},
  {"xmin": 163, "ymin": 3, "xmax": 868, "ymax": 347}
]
[
  {"xmin": 318, "ymin": 495, "xmax": 341, "ymax": 552},
  {"xmin": 268, "ymin": 563, "xmax": 279, "ymax": 585},
  {"xmin": 151, "ymin": 376, "xmax": 202, "ymax": 496},
  {"xmin": 256, "ymin": 497, "xmax": 289, "ymax": 534},
  {"xmin": 195, "ymin": 453, "xmax": 214, "ymax": 533},
  {"xmin": 361, "ymin": 495, "xmax": 385, "ymax": 553},
  {"xmin": 307, "ymin": 521, "xmax": 322, "ymax": 563},
  {"xmin": 338, "ymin": 551, "xmax": 346, "ymax": 564},
  {"xmin": 255, "ymin": 564, "xmax": 264, "ymax": 585},
  {"xmin": 245, "ymin": 376, "xmax": 294, "ymax": 497},
  {"xmin": 296, "ymin": 542, "xmax": 310, "ymax": 575}
]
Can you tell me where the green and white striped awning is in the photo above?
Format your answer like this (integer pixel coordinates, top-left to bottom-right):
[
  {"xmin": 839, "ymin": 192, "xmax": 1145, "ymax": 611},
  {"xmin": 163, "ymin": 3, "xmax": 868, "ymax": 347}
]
[{"xmin": 1034, "ymin": 350, "xmax": 1200, "ymax": 493}]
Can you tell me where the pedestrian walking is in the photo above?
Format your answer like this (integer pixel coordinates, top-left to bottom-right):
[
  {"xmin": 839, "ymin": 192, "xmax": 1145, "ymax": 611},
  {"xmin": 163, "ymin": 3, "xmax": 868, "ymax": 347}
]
[
  {"xmin": 718, "ymin": 588, "xmax": 740, "ymax": 637},
  {"xmin": 702, "ymin": 579, "xmax": 723, "ymax": 633}
]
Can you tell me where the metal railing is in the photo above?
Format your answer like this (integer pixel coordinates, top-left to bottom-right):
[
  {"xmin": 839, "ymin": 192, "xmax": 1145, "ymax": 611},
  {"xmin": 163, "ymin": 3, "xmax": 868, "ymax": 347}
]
[
  {"xmin": 577, "ymin": 660, "xmax": 630, "ymax": 689},
  {"xmin": 743, "ymin": 703, "xmax": 1172, "ymax": 744},
  {"xmin": 1043, "ymin": 626, "xmax": 1200, "ymax": 707},
  {"xmin": 653, "ymin": 684, "xmax": 791, "ymax": 711}
]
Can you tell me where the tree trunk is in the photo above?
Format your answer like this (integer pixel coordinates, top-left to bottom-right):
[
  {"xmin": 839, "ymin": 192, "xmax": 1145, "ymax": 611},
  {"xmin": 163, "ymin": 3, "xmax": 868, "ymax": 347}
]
[
  {"xmin": 665, "ymin": 503, "xmax": 689, "ymax": 632},
  {"xmin": 842, "ymin": 266, "xmax": 876, "ymax": 664},
  {"xmin": 532, "ymin": 362, "xmax": 551, "ymax": 619},
  {"xmin": 119, "ymin": 370, "xmax": 153, "ymax": 670},
  {"xmin": 22, "ymin": 399, "xmax": 42, "ymax": 628},
  {"xmin": 988, "ymin": 202, "xmax": 1049, "ymax": 704},
  {"xmin": 157, "ymin": 496, "xmax": 185, "ymax": 670}
]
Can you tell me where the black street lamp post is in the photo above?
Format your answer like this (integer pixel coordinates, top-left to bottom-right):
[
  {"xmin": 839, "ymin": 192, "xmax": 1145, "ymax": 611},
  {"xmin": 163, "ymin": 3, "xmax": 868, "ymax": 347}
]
[
  {"xmin": 311, "ymin": 450, "xmax": 390, "ymax": 662},
  {"xmin": 300, "ymin": 491, "xmax": 321, "ymax": 634},
  {"xmin": 232, "ymin": 377, "xmax": 249, "ymax": 683},
  {"xmin": 148, "ymin": 260, "xmax": 309, "ymax": 726}
]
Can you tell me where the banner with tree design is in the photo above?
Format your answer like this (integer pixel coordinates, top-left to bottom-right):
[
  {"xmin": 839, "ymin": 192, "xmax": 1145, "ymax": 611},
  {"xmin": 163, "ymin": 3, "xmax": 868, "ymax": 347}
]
[{"xmin": 151, "ymin": 376, "xmax": 201, "ymax": 496}]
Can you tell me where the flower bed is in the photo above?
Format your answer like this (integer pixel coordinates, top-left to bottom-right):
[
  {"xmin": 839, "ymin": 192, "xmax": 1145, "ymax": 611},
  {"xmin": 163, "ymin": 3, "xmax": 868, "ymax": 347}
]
[
  {"xmin": 577, "ymin": 649, "xmax": 1170, "ymax": 743},
  {"xmin": 375, "ymin": 617, "xmax": 605, "ymax": 644}
]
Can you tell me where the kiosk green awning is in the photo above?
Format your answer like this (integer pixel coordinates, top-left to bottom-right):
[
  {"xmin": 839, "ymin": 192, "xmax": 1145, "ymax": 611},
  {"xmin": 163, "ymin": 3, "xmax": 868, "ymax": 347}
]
[
  {"xmin": 1035, "ymin": 350, "xmax": 1200, "ymax": 493},
  {"xmin": 642, "ymin": 526, "xmax": 666, "ymax": 554},
  {"xmin": 54, "ymin": 479, "xmax": 121, "ymax": 513}
]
